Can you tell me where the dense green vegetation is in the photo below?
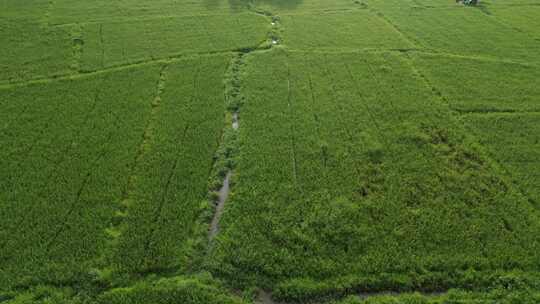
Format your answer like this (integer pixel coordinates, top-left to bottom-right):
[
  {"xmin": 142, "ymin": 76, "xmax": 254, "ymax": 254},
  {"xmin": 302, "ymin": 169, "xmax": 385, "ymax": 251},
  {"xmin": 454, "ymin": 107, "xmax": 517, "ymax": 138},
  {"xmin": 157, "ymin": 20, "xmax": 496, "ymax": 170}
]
[
  {"xmin": 463, "ymin": 113, "xmax": 540, "ymax": 204},
  {"xmin": 207, "ymin": 49, "xmax": 540, "ymax": 301},
  {"xmin": 1, "ymin": 0, "xmax": 539, "ymax": 303}
]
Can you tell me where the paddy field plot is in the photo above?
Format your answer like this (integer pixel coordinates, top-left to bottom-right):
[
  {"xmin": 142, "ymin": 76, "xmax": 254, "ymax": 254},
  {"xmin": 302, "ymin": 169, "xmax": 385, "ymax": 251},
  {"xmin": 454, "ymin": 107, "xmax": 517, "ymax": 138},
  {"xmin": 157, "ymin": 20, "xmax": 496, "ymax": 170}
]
[{"xmin": 1, "ymin": 0, "xmax": 540, "ymax": 303}]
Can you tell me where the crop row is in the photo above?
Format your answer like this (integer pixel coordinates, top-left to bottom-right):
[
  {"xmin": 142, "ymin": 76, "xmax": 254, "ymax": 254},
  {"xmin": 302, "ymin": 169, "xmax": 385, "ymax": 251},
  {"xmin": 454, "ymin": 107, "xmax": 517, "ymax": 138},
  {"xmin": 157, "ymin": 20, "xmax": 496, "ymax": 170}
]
[
  {"xmin": 373, "ymin": 5, "xmax": 540, "ymax": 64},
  {"xmin": 463, "ymin": 113, "xmax": 540, "ymax": 207},
  {"xmin": 108, "ymin": 54, "xmax": 230, "ymax": 277},
  {"xmin": 80, "ymin": 13, "xmax": 269, "ymax": 72},
  {"xmin": 0, "ymin": 54, "xmax": 231, "ymax": 291},
  {"xmin": 0, "ymin": 64, "xmax": 160, "ymax": 289},
  {"xmin": 207, "ymin": 49, "xmax": 540, "ymax": 301},
  {"xmin": 0, "ymin": 13, "xmax": 268, "ymax": 84},
  {"xmin": 410, "ymin": 52, "xmax": 540, "ymax": 113}
]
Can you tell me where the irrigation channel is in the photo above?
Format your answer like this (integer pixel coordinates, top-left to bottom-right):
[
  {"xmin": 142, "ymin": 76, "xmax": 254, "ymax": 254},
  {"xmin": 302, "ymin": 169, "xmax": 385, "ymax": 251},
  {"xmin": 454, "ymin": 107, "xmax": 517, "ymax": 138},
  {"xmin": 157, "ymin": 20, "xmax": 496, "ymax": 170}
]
[{"xmin": 208, "ymin": 112, "xmax": 239, "ymax": 240}]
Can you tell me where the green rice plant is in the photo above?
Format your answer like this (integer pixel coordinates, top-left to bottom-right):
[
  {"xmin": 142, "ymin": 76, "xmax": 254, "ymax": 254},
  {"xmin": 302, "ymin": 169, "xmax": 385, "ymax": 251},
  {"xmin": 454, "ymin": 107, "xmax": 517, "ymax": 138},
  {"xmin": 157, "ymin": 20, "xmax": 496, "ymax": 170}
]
[
  {"xmin": 80, "ymin": 14, "xmax": 269, "ymax": 71},
  {"xmin": 463, "ymin": 113, "xmax": 540, "ymax": 205},
  {"xmin": 207, "ymin": 49, "xmax": 540, "ymax": 301},
  {"xmin": 280, "ymin": 10, "xmax": 414, "ymax": 51},
  {"xmin": 97, "ymin": 275, "xmax": 246, "ymax": 304},
  {"xmin": 489, "ymin": 5, "xmax": 540, "ymax": 39},
  {"xmin": 0, "ymin": 65, "xmax": 161, "ymax": 291},
  {"xmin": 380, "ymin": 6, "xmax": 540, "ymax": 63},
  {"xmin": 106, "ymin": 55, "xmax": 230, "ymax": 278},
  {"xmin": 0, "ymin": 0, "xmax": 49, "ymax": 21},
  {"xmin": 50, "ymin": 0, "xmax": 242, "ymax": 25},
  {"xmin": 0, "ymin": 21, "xmax": 74, "ymax": 83},
  {"xmin": 252, "ymin": 0, "xmax": 356, "ymax": 13},
  {"xmin": 411, "ymin": 52, "xmax": 540, "ymax": 112}
]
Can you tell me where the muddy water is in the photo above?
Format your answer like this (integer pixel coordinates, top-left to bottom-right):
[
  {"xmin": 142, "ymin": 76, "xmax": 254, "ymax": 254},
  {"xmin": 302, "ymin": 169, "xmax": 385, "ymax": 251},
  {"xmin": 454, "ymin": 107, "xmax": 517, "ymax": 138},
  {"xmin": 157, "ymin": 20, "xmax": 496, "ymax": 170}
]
[
  {"xmin": 209, "ymin": 171, "xmax": 232, "ymax": 240},
  {"xmin": 208, "ymin": 112, "xmax": 239, "ymax": 240},
  {"xmin": 232, "ymin": 112, "xmax": 239, "ymax": 130}
]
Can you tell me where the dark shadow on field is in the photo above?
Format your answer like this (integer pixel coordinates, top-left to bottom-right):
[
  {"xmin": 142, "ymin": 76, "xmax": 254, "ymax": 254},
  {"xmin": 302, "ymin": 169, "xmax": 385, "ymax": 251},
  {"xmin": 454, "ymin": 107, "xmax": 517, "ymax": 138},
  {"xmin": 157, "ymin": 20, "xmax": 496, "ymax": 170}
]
[{"xmin": 229, "ymin": 0, "xmax": 303, "ymax": 11}]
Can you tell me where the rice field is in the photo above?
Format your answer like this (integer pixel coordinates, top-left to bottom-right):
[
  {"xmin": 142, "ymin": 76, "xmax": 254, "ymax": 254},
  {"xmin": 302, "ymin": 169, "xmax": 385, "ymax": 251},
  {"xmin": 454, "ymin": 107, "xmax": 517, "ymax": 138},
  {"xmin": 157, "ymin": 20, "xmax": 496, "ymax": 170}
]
[{"xmin": 1, "ymin": 0, "xmax": 539, "ymax": 303}]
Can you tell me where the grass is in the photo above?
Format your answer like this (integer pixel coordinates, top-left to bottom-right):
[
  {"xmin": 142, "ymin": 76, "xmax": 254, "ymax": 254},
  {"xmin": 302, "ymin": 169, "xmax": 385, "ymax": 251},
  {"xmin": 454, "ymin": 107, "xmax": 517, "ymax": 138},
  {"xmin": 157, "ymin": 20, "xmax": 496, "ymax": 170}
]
[{"xmin": 1, "ymin": 0, "xmax": 540, "ymax": 303}]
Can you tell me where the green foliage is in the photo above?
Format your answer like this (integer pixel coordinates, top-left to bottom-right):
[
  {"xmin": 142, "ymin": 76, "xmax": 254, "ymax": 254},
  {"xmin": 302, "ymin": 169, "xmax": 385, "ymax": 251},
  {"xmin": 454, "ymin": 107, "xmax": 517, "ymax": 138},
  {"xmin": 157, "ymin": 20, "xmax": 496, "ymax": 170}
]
[
  {"xmin": 103, "ymin": 55, "xmax": 231, "ymax": 278},
  {"xmin": 281, "ymin": 10, "xmax": 413, "ymax": 51},
  {"xmin": 97, "ymin": 276, "xmax": 245, "ymax": 304},
  {"xmin": 412, "ymin": 53, "xmax": 540, "ymax": 112},
  {"xmin": 380, "ymin": 6, "xmax": 540, "ymax": 64},
  {"xmin": 0, "ymin": 65, "xmax": 161, "ymax": 290},
  {"xmin": 208, "ymin": 49, "xmax": 540, "ymax": 300},
  {"xmin": 2, "ymin": 0, "xmax": 540, "ymax": 303},
  {"xmin": 0, "ymin": 21, "xmax": 73, "ymax": 83},
  {"xmin": 80, "ymin": 14, "xmax": 269, "ymax": 71},
  {"xmin": 463, "ymin": 113, "xmax": 540, "ymax": 204}
]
